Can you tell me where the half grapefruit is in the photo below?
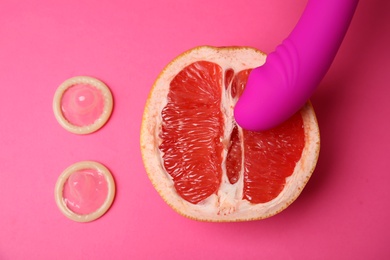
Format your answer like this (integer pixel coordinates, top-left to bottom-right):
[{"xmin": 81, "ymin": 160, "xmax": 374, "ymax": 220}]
[{"xmin": 141, "ymin": 46, "xmax": 320, "ymax": 222}]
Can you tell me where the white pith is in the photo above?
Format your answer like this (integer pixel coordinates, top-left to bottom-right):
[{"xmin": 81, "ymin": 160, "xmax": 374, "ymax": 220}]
[{"xmin": 141, "ymin": 46, "xmax": 320, "ymax": 222}]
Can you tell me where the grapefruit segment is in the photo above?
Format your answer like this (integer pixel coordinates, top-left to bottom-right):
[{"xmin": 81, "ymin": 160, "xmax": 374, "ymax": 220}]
[
  {"xmin": 242, "ymin": 112, "xmax": 305, "ymax": 204},
  {"xmin": 159, "ymin": 61, "xmax": 224, "ymax": 204},
  {"xmin": 226, "ymin": 125, "xmax": 242, "ymax": 185}
]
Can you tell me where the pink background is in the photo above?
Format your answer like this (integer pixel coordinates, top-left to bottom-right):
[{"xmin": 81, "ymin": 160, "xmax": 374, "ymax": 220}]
[{"xmin": 1, "ymin": 0, "xmax": 389, "ymax": 259}]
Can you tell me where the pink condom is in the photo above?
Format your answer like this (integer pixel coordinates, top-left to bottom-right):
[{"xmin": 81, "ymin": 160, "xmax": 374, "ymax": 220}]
[
  {"xmin": 53, "ymin": 76, "xmax": 113, "ymax": 134},
  {"xmin": 55, "ymin": 161, "xmax": 116, "ymax": 222}
]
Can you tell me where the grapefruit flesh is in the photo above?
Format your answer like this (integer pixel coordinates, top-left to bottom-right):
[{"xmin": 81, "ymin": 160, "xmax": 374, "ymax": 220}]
[
  {"xmin": 159, "ymin": 61, "xmax": 224, "ymax": 204},
  {"xmin": 159, "ymin": 61, "xmax": 305, "ymax": 204}
]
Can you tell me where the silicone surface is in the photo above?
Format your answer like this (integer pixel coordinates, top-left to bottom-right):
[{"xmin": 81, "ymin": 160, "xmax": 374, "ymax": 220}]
[{"xmin": 234, "ymin": 0, "xmax": 359, "ymax": 131}]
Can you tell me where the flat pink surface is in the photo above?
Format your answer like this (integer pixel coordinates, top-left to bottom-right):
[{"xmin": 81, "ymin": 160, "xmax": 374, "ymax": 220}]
[{"xmin": 1, "ymin": 0, "xmax": 389, "ymax": 259}]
